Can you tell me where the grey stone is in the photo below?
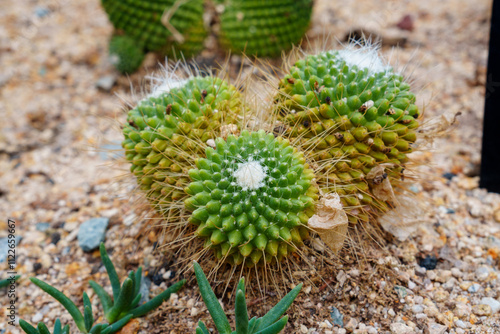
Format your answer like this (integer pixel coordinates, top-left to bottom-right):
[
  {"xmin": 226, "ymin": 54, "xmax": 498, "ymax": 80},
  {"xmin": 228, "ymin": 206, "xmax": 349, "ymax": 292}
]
[
  {"xmin": 428, "ymin": 323, "xmax": 447, "ymax": 334},
  {"xmin": 394, "ymin": 285, "xmax": 408, "ymax": 298},
  {"xmin": 95, "ymin": 75, "xmax": 116, "ymax": 92},
  {"xmin": 0, "ymin": 235, "xmax": 22, "ymax": 263},
  {"xmin": 139, "ymin": 275, "xmax": 152, "ymax": 305},
  {"xmin": 34, "ymin": 6, "xmax": 50, "ymax": 18},
  {"xmin": 468, "ymin": 283, "xmax": 481, "ymax": 293},
  {"xmin": 330, "ymin": 306, "xmax": 343, "ymax": 327},
  {"xmin": 390, "ymin": 323, "xmax": 413, "ymax": 334},
  {"xmin": 36, "ymin": 222, "xmax": 50, "ymax": 232},
  {"xmin": 77, "ymin": 218, "xmax": 109, "ymax": 252}
]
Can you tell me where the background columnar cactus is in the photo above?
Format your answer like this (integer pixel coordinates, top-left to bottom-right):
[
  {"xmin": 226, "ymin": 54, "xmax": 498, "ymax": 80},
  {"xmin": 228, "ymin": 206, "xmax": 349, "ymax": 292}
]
[
  {"xmin": 122, "ymin": 75, "xmax": 242, "ymax": 217},
  {"xmin": 219, "ymin": 0, "xmax": 314, "ymax": 57},
  {"xmin": 184, "ymin": 130, "xmax": 318, "ymax": 266},
  {"xmin": 101, "ymin": 0, "xmax": 207, "ymax": 73},
  {"xmin": 273, "ymin": 47, "xmax": 420, "ymax": 224}
]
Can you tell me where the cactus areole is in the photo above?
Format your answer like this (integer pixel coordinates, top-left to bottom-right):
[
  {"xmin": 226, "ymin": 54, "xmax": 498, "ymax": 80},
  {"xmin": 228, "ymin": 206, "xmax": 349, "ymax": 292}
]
[{"xmin": 184, "ymin": 130, "xmax": 319, "ymax": 266}]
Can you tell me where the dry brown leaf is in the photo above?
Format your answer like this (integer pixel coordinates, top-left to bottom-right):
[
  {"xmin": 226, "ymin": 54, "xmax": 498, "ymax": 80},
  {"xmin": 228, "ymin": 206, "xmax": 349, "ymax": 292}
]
[
  {"xmin": 308, "ymin": 193, "xmax": 348, "ymax": 253},
  {"xmin": 379, "ymin": 195, "xmax": 428, "ymax": 241},
  {"xmin": 366, "ymin": 163, "xmax": 397, "ymax": 203}
]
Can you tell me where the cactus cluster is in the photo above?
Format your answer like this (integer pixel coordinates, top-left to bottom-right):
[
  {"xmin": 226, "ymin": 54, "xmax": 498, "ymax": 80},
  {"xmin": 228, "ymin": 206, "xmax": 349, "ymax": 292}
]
[
  {"xmin": 184, "ymin": 130, "xmax": 318, "ymax": 266},
  {"xmin": 101, "ymin": 0, "xmax": 314, "ymax": 73},
  {"xmin": 101, "ymin": 0, "xmax": 207, "ymax": 73},
  {"xmin": 122, "ymin": 76, "xmax": 242, "ymax": 212},
  {"xmin": 219, "ymin": 0, "xmax": 313, "ymax": 57},
  {"xmin": 121, "ymin": 44, "xmax": 424, "ymax": 269},
  {"xmin": 273, "ymin": 49, "xmax": 420, "ymax": 223}
]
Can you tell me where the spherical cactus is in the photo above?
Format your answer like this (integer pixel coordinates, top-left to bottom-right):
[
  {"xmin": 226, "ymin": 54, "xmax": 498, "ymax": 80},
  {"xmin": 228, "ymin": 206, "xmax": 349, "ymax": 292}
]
[
  {"xmin": 219, "ymin": 0, "xmax": 313, "ymax": 57},
  {"xmin": 274, "ymin": 46, "xmax": 420, "ymax": 223},
  {"xmin": 184, "ymin": 130, "xmax": 319, "ymax": 266},
  {"xmin": 109, "ymin": 35, "xmax": 146, "ymax": 74},
  {"xmin": 101, "ymin": 0, "xmax": 207, "ymax": 72},
  {"xmin": 122, "ymin": 75, "xmax": 242, "ymax": 212}
]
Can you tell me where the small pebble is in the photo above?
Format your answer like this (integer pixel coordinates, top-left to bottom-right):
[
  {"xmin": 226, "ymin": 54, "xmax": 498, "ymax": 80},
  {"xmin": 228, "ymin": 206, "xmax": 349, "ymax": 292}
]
[
  {"xmin": 468, "ymin": 283, "xmax": 481, "ymax": 293},
  {"xmin": 418, "ymin": 255, "xmax": 437, "ymax": 270},
  {"xmin": 390, "ymin": 322, "xmax": 413, "ymax": 334},
  {"xmin": 35, "ymin": 222, "xmax": 50, "ymax": 232},
  {"xmin": 0, "ymin": 236, "xmax": 22, "ymax": 263},
  {"xmin": 95, "ymin": 75, "xmax": 116, "ymax": 92},
  {"xmin": 139, "ymin": 275, "xmax": 151, "ymax": 304},
  {"xmin": 330, "ymin": 306, "xmax": 343, "ymax": 327},
  {"xmin": 77, "ymin": 217, "xmax": 109, "ymax": 252},
  {"xmin": 394, "ymin": 286, "xmax": 407, "ymax": 298},
  {"xmin": 428, "ymin": 323, "xmax": 447, "ymax": 334},
  {"xmin": 472, "ymin": 304, "xmax": 492, "ymax": 316},
  {"xmin": 412, "ymin": 305, "xmax": 423, "ymax": 313},
  {"xmin": 480, "ymin": 297, "xmax": 500, "ymax": 313}
]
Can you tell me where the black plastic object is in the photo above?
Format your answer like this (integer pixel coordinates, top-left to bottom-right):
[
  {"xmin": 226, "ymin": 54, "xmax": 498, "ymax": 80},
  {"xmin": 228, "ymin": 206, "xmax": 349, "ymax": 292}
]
[{"xmin": 480, "ymin": 0, "xmax": 500, "ymax": 193}]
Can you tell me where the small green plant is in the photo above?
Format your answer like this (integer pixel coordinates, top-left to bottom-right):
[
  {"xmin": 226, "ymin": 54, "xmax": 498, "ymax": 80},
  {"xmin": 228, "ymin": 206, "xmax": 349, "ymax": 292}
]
[
  {"xmin": 0, "ymin": 274, "xmax": 20, "ymax": 288},
  {"xmin": 193, "ymin": 262, "xmax": 302, "ymax": 334},
  {"xmin": 20, "ymin": 318, "xmax": 70, "ymax": 334},
  {"xmin": 24, "ymin": 243, "xmax": 185, "ymax": 334}
]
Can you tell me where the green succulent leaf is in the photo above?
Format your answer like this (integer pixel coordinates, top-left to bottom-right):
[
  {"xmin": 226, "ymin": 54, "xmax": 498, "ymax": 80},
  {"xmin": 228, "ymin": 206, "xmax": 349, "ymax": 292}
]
[
  {"xmin": 248, "ymin": 317, "xmax": 259, "ymax": 333},
  {"xmin": 254, "ymin": 284, "xmax": 302, "ymax": 331},
  {"xmin": 84, "ymin": 305, "xmax": 94, "ymax": 332},
  {"xmin": 235, "ymin": 289, "xmax": 248, "ymax": 334},
  {"xmin": 89, "ymin": 280, "xmax": 113, "ymax": 315},
  {"xmin": 0, "ymin": 275, "xmax": 20, "ymax": 288},
  {"xmin": 101, "ymin": 314, "xmax": 133, "ymax": 334},
  {"xmin": 83, "ymin": 292, "xmax": 94, "ymax": 331},
  {"xmin": 30, "ymin": 278, "xmax": 86, "ymax": 333},
  {"xmin": 129, "ymin": 293, "xmax": 142, "ymax": 310},
  {"xmin": 19, "ymin": 320, "xmax": 38, "ymax": 334},
  {"xmin": 99, "ymin": 243, "xmax": 121, "ymax": 301},
  {"xmin": 130, "ymin": 279, "xmax": 185, "ymax": 318},
  {"xmin": 37, "ymin": 323, "xmax": 51, "ymax": 334},
  {"xmin": 106, "ymin": 278, "xmax": 134, "ymax": 323},
  {"xmin": 196, "ymin": 321, "xmax": 210, "ymax": 334},
  {"xmin": 62, "ymin": 325, "xmax": 70, "ymax": 334},
  {"xmin": 53, "ymin": 319, "xmax": 62, "ymax": 334},
  {"xmin": 193, "ymin": 262, "xmax": 231, "ymax": 334},
  {"xmin": 254, "ymin": 316, "xmax": 288, "ymax": 334},
  {"xmin": 89, "ymin": 324, "xmax": 107, "ymax": 334},
  {"xmin": 133, "ymin": 267, "xmax": 142, "ymax": 297}
]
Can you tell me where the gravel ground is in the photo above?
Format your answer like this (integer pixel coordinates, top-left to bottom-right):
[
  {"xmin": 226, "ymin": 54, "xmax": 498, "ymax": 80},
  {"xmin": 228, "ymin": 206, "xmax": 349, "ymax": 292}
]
[{"xmin": 1, "ymin": 0, "xmax": 499, "ymax": 333}]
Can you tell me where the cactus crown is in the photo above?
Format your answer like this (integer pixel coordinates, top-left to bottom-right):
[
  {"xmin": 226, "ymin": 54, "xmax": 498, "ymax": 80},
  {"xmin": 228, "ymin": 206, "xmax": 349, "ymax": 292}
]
[{"xmin": 185, "ymin": 130, "xmax": 318, "ymax": 266}]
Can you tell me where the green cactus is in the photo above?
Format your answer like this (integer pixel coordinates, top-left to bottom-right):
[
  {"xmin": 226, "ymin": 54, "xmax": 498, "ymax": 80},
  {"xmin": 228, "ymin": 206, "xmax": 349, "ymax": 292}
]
[
  {"xmin": 273, "ymin": 47, "xmax": 420, "ymax": 223},
  {"xmin": 101, "ymin": 0, "xmax": 207, "ymax": 72},
  {"xmin": 108, "ymin": 35, "xmax": 145, "ymax": 74},
  {"xmin": 184, "ymin": 130, "xmax": 318, "ymax": 266},
  {"xmin": 122, "ymin": 75, "xmax": 242, "ymax": 214},
  {"xmin": 219, "ymin": 0, "xmax": 313, "ymax": 57},
  {"xmin": 194, "ymin": 261, "xmax": 302, "ymax": 334}
]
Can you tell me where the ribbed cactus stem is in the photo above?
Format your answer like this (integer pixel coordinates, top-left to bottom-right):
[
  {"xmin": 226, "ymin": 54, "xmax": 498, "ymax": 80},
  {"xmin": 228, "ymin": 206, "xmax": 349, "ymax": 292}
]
[{"xmin": 184, "ymin": 130, "xmax": 318, "ymax": 266}]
